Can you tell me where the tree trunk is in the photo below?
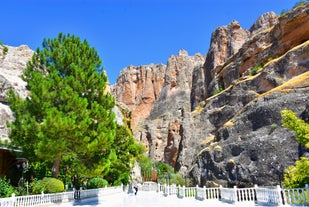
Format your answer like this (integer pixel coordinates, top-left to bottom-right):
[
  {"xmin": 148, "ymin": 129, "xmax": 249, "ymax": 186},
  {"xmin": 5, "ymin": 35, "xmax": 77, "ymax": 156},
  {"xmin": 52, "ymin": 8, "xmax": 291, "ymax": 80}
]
[{"xmin": 52, "ymin": 157, "xmax": 61, "ymax": 178}]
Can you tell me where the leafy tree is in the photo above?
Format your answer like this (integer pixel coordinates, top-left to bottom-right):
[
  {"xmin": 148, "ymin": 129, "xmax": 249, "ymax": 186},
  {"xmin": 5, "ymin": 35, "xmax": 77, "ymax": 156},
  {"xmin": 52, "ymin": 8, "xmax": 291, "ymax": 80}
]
[
  {"xmin": 8, "ymin": 33, "xmax": 116, "ymax": 179},
  {"xmin": 281, "ymin": 109, "xmax": 309, "ymax": 188},
  {"xmin": 105, "ymin": 125, "xmax": 145, "ymax": 185}
]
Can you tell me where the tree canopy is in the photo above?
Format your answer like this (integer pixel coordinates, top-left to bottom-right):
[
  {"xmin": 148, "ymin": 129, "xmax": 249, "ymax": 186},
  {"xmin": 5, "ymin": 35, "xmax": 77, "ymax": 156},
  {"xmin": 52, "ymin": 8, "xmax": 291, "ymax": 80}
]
[
  {"xmin": 281, "ymin": 109, "xmax": 309, "ymax": 188},
  {"xmin": 8, "ymin": 33, "xmax": 118, "ymax": 179}
]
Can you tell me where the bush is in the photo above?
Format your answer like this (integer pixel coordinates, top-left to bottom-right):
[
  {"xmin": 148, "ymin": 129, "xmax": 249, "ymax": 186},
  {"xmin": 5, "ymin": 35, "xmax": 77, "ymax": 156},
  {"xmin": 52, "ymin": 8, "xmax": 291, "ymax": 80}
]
[
  {"xmin": 32, "ymin": 177, "xmax": 64, "ymax": 194},
  {"xmin": 87, "ymin": 177, "xmax": 108, "ymax": 189},
  {"xmin": 0, "ymin": 177, "xmax": 18, "ymax": 198},
  {"xmin": 213, "ymin": 87, "xmax": 224, "ymax": 95},
  {"xmin": 250, "ymin": 64, "xmax": 263, "ymax": 76},
  {"xmin": 3, "ymin": 46, "xmax": 8, "ymax": 55}
]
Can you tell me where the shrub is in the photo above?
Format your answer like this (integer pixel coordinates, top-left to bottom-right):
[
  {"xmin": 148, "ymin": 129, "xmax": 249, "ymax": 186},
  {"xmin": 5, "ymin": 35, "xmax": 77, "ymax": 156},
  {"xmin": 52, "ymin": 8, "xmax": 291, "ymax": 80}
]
[
  {"xmin": 3, "ymin": 46, "xmax": 8, "ymax": 55},
  {"xmin": 250, "ymin": 64, "xmax": 263, "ymax": 76},
  {"xmin": 170, "ymin": 173, "xmax": 185, "ymax": 186},
  {"xmin": 0, "ymin": 177, "xmax": 18, "ymax": 198},
  {"xmin": 213, "ymin": 87, "xmax": 224, "ymax": 95},
  {"xmin": 32, "ymin": 177, "xmax": 64, "ymax": 194},
  {"xmin": 87, "ymin": 177, "xmax": 108, "ymax": 189}
]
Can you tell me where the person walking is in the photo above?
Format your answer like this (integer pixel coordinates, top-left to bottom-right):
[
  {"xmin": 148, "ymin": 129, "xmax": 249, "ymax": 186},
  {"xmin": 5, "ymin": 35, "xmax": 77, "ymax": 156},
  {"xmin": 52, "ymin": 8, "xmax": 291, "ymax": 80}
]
[{"xmin": 133, "ymin": 181, "xmax": 138, "ymax": 195}]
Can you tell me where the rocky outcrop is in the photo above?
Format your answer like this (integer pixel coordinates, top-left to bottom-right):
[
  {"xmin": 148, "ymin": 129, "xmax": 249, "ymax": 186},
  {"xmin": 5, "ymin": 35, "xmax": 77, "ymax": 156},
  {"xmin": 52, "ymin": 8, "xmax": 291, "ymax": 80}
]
[
  {"xmin": 132, "ymin": 50, "xmax": 205, "ymax": 161},
  {"xmin": 191, "ymin": 20, "xmax": 250, "ymax": 109},
  {"xmin": 188, "ymin": 3, "xmax": 309, "ymax": 187},
  {"xmin": 112, "ymin": 64, "xmax": 167, "ymax": 128},
  {"xmin": 112, "ymin": 2, "xmax": 309, "ymax": 187},
  {"xmin": 0, "ymin": 45, "xmax": 33, "ymax": 143}
]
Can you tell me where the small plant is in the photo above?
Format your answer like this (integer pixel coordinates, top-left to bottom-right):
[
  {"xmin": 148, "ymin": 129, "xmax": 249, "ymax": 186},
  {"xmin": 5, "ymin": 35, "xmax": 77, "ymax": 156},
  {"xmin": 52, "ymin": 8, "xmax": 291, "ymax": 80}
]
[
  {"xmin": 213, "ymin": 87, "xmax": 224, "ymax": 95},
  {"xmin": 195, "ymin": 101, "xmax": 206, "ymax": 113},
  {"xmin": 250, "ymin": 64, "xmax": 263, "ymax": 76},
  {"xmin": 3, "ymin": 46, "xmax": 8, "ymax": 55},
  {"xmin": 271, "ymin": 123, "xmax": 278, "ymax": 129},
  {"xmin": 0, "ymin": 177, "xmax": 18, "ymax": 198}
]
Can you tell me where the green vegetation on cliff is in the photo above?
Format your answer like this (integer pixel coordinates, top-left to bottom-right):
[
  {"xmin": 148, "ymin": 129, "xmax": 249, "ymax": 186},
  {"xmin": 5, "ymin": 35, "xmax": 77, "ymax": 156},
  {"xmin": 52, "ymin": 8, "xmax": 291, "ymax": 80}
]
[{"xmin": 281, "ymin": 109, "xmax": 309, "ymax": 188}]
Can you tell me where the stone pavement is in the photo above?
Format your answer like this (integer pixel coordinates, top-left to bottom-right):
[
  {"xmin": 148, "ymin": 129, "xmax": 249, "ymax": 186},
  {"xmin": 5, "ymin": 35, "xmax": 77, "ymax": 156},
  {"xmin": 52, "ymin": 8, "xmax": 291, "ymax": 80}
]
[{"xmin": 55, "ymin": 191, "xmax": 264, "ymax": 207}]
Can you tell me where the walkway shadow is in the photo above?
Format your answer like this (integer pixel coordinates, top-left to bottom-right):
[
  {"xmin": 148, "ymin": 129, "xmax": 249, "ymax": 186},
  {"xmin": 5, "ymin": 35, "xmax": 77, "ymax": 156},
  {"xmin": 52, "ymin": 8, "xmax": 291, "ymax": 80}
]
[{"xmin": 72, "ymin": 196, "xmax": 99, "ymax": 206}]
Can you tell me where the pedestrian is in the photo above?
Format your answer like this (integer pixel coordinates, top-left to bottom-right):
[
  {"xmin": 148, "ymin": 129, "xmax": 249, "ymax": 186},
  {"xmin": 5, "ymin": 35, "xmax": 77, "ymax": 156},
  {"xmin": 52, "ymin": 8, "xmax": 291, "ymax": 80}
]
[{"xmin": 133, "ymin": 181, "xmax": 138, "ymax": 195}]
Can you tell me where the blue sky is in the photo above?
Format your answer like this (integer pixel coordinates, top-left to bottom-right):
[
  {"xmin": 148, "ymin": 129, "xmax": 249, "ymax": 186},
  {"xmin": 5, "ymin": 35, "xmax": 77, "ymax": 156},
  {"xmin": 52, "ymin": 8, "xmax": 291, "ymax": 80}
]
[{"xmin": 1, "ymin": 0, "xmax": 298, "ymax": 84}]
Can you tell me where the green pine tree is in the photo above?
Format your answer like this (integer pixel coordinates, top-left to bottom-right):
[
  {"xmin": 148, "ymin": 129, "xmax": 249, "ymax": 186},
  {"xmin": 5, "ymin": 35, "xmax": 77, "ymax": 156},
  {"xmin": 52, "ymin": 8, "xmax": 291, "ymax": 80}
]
[
  {"xmin": 8, "ymin": 33, "xmax": 116, "ymax": 179},
  {"xmin": 281, "ymin": 109, "xmax": 309, "ymax": 188}
]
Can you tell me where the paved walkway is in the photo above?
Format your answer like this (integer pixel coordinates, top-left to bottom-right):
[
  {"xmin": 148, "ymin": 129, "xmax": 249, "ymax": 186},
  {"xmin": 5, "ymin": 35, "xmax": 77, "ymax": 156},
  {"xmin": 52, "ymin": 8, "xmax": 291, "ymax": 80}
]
[{"xmin": 56, "ymin": 191, "xmax": 262, "ymax": 207}]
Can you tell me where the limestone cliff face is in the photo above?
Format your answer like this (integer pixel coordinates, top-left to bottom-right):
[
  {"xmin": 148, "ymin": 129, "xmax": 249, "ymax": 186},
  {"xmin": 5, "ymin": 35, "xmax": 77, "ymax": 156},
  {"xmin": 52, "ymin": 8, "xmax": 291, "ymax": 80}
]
[
  {"xmin": 113, "ymin": 2, "xmax": 309, "ymax": 186},
  {"xmin": 191, "ymin": 19, "xmax": 251, "ymax": 109},
  {"xmin": 112, "ymin": 64, "xmax": 166, "ymax": 129},
  {"xmin": 187, "ymin": 3, "xmax": 309, "ymax": 187},
  {"xmin": 144, "ymin": 50, "xmax": 205, "ymax": 163},
  {"xmin": 0, "ymin": 45, "xmax": 33, "ymax": 143},
  {"xmin": 113, "ymin": 50, "xmax": 205, "ymax": 161}
]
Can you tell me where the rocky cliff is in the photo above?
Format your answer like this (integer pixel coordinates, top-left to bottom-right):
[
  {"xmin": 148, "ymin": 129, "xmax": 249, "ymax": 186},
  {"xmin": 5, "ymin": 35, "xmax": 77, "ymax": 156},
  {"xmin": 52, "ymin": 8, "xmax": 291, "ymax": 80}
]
[
  {"xmin": 1, "ymin": 2, "xmax": 308, "ymax": 187},
  {"xmin": 0, "ymin": 45, "xmax": 33, "ymax": 143},
  {"xmin": 112, "ymin": 2, "xmax": 309, "ymax": 187}
]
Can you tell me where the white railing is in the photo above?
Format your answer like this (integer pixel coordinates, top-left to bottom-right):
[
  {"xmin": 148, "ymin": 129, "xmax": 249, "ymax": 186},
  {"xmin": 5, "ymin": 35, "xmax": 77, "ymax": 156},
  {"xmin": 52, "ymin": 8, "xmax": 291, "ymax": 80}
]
[
  {"xmin": 283, "ymin": 185, "xmax": 309, "ymax": 206},
  {"xmin": 0, "ymin": 185, "xmax": 123, "ymax": 207},
  {"xmin": 159, "ymin": 183, "xmax": 309, "ymax": 206},
  {"xmin": 255, "ymin": 185, "xmax": 283, "ymax": 206},
  {"xmin": 204, "ymin": 186, "xmax": 220, "ymax": 200},
  {"xmin": 220, "ymin": 186, "xmax": 237, "ymax": 203},
  {"xmin": 79, "ymin": 186, "xmax": 123, "ymax": 199},
  {"xmin": 196, "ymin": 186, "xmax": 206, "ymax": 200},
  {"xmin": 141, "ymin": 182, "xmax": 157, "ymax": 191},
  {"xmin": 0, "ymin": 191, "xmax": 74, "ymax": 207},
  {"xmin": 157, "ymin": 183, "xmax": 165, "ymax": 192},
  {"xmin": 2, "ymin": 183, "xmax": 309, "ymax": 206},
  {"xmin": 163, "ymin": 184, "xmax": 177, "ymax": 196},
  {"xmin": 237, "ymin": 186, "xmax": 255, "ymax": 202},
  {"xmin": 155, "ymin": 184, "xmax": 178, "ymax": 196}
]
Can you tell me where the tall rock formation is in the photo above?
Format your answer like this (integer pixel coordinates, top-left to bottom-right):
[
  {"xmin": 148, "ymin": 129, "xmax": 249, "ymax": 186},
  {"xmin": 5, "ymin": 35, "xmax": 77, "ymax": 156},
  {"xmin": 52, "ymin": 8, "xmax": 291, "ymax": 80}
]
[
  {"xmin": 191, "ymin": 19, "xmax": 252, "ymax": 109},
  {"xmin": 112, "ymin": 2, "xmax": 309, "ymax": 187},
  {"xmin": 143, "ymin": 50, "xmax": 205, "ymax": 164},
  {"xmin": 112, "ymin": 63, "xmax": 166, "ymax": 129}
]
